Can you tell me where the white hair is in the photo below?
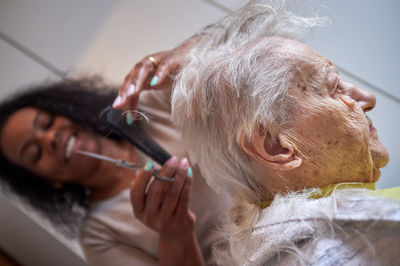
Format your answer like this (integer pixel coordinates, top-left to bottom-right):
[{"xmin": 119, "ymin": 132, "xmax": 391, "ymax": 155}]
[
  {"xmin": 172, "ymin": 0, "xmax": 329, "ymax": 203},
  {"xmin": 215, "ymin": 188, "xmax": 400, "ymax": 265}
]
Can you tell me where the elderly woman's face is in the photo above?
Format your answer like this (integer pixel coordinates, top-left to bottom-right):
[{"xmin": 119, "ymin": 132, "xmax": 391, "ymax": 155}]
[
  {"xmin": 284, "ymin": 40, "xmax": 388, "ymax": 187},
  {"xmin": 0, "ymin": 107, "xmax": 103, "ymax": 184}
]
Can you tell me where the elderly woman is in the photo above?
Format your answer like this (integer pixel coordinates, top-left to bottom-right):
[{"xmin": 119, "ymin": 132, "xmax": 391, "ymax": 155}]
[
  {"xmin": 0, "ymin": 37, "xmax": 228, "ymax": 266},
  {"xmin": 171, "ymin": 0, "xmax": 400, "ymax": 265}
]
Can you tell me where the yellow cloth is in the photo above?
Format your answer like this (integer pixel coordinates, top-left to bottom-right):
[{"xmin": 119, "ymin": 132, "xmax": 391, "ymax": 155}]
[
  {"xmin": 258, "ymin": 182, "xmax": 376, "ymax": 209},
  {"xmin": 371, "ymin": 186, "xmax": 400, "ymax": 204}
]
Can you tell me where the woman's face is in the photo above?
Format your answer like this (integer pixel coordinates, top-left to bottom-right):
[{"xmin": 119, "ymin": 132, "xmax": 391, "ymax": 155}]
[
  {"xmin": 0, "ymin": 107, "xmax": 103, "ymax": 184},
  {"xmin": 285, "ymin": 41, "xmax": 388, "ymax": 187}
]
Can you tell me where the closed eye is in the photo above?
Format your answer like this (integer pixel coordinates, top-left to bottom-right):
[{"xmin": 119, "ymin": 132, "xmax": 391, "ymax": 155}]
[
  {"xmin": 20, "ymin": 143, "xmax": 42, "ymax": 164},
  {"xmin": 335, "ymin": 83, "xmax": 343, "ymax": 94},
  {"xmin": 332, "ymin": 77, "xmax": 343, "ymax": 95},
  {"xmin": 44, "ymin": 115, "xmax": 55, "ymax": 130},
  {"xmin": 34, "ymin": 112, "xmax": 55, "ymax": 131},
  {"xmin": 32, "ymin": 144, "xmax": 42, "ymax": 163}
]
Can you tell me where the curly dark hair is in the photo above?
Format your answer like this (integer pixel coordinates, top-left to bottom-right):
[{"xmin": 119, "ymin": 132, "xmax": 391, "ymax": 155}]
[{"xmin": 0, "ymin": 77, "xmax": 119, "ymax": 238}]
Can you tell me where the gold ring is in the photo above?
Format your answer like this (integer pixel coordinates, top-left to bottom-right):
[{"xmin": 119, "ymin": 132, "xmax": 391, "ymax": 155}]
[{"xmin": 147, "ymin": 56, "xmax": 157, "ymax": 68}]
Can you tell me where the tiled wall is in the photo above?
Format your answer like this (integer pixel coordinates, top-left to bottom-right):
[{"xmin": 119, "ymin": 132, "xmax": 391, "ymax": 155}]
[{"xmin": 1, "ymin": 0, "xmax": 399, "ymax": 265}]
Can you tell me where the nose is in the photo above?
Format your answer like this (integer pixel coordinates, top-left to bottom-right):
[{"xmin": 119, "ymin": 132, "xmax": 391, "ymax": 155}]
[
  {"xmin": 345, "ymin": 83, "xmax": 376, "ymax": 112},
  {"xmin": 36, "ymin": 129, "xmax": 59, "ymax": 152}
]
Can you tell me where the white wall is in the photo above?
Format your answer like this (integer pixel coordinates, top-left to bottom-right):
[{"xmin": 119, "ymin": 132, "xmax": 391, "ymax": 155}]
[
  {"xmin": 304, "ymin": 0, "xmax": 400, "ymax": 189},
  {"xmin": 0, "ymin": 0, "xmax": 399, "ymax": 265}
]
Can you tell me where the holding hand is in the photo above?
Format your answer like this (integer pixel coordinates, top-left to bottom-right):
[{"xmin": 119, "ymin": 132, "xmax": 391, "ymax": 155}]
[
  {"xmin": 130, "ymin": 156, "xmax": 195, "ymax": 237},
  {"xmin": 113, "ymin": 42, "xmax": 194, "ymax": 114},
  {"xmin": 131, "ymin": 157, "xmax": 204, "ymax": 266}
]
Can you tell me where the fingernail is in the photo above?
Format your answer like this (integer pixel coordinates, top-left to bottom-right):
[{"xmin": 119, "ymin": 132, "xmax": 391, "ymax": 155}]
[
  {"xmin": 128, "ymin": 84, "xmax": 136, "ymax": 95},
  {"xmin": 145, "ymin": 161, "xmax": 154, "ymax": 171},
  {"xmin": 167, "ymin": 156, "xmax": 178, "ymax": 167},
  {"xmin": 150, "ymin": 76, "xmax": 158, "ymax": 87},
  {"xmin": 126, "ymin": 111, "xmax": 134, "ymax": 125},
  {"xmin": 179, "ymin": 158, "xmax": 188, "ymax": 169},
  {"xmin": 187, "ymin": 167, "xmax": 192, "ymax": 178},
  {"xmin": 112, "ymin": 96, "xmax": 122, "ymax": 107}
]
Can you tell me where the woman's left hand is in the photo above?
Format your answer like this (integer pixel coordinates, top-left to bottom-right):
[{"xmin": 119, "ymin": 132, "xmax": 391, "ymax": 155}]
[
  {"xmin": 130, "ymin": 156, "xmax": 195, "ymax": 237},
  {"xmin": 112, "ymin": 31, "xmax": 202, "ymax": 120},
  {"xmin": 113, "ymin": 38, "xmax": 196, "ymax": 114}
]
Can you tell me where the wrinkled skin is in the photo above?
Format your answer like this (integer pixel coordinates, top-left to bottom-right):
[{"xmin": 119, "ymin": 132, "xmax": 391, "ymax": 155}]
[{"xmin": 281, "ymin": 40, "xmax": 389, "ymax": 190}]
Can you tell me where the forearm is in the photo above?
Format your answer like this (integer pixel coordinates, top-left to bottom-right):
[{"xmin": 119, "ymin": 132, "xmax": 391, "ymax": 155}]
[{"xmin": 158, "ymin": 232, "xmax": 205, "ymax": 266}]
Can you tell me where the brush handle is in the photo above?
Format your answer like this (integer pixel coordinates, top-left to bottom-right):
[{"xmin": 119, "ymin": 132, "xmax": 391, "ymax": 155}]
[{"xmin": 100, "ymin": 107, "xmax": 172, "ymax": 165}]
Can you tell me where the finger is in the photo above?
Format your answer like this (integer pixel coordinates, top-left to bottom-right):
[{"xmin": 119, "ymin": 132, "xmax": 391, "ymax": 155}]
[
  {"xmin": 113, "ymin": 71, "xmax": 134, "ymax": 109},
  {"xmin": 118, "ymin": 67, "xmax": 140, "ymax": 111},
  {"xmin": 124, "ymin": 85, "xmax": 140, "ymax": 121},
  {"xmin": 123, "ymin": 82, "xmax": 139, "ymax": 119},
  {"xmin": 160, "ymin": 158, "xmax": 190, "ymax": 217},
  {"xmin": 130, "ymin": 161, "xmax": 155, "ymax": 217},
  {"xmin": 175, "ymin": 167, "xmax": 193, "ymax": 216},
  {"xmin": 151, "ymin": 59, "xmax": 178, "ymax": 88},
  {"xmin": 156, "ymin": 156, "xmax": 179, "ymax": 179},
  {"xmin": 136, "ymin": 59, "xmax": 156, "ymax": 91},
  {"xmin": 145, "ymin": 156, "xmax": 178, "ymax": 216},
  {"xmin": 124, "ymin": 60, "xmax": 155, "ymax": 111}
]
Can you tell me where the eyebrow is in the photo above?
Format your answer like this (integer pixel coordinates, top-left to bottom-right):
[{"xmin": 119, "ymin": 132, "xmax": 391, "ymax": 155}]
[
  {"xmin": 19, "ymin": 111, "xmax": 40, "ymax": 159},
  {"xmin": 33, "ymin": 111, "xmax": 41, "ymax": 129}
]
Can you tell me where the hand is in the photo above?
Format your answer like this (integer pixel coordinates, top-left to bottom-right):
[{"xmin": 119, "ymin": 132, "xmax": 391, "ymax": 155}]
[
  {"xmin": 112, "ymin": 33, "xmax": 201, "ymax": 116},
  {"xmin": 130, "ymin": 156, "xmax": 195, "ymax": 237},
  {"xmin": 113, "ymin": 40, "xmax": 196, "ymax": 114}
]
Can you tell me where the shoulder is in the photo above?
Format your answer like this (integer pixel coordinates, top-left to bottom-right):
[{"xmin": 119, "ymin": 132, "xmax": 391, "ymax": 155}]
[{"xmin": 226, "ymin": 189, "xmax": 400, "ymax": 265}]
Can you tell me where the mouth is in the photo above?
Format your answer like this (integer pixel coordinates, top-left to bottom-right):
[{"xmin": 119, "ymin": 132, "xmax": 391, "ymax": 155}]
[
  {"xmin": 65, "ymin": 135, "xmax": 77, "ymax": 160},
  {"xmin": 366, "ymin": 115, "xmax": 376, "ymax": 132}
]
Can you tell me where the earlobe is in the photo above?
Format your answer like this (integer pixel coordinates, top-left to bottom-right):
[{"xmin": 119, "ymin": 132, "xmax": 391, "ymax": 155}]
[{"xmin": 240, "ymin": 130, "xmax": 302, "ymax": 171}]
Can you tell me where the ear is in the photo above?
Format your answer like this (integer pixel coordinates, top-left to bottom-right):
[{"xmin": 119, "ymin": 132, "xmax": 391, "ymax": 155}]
[{"xmin": 240, "ymin": 129, "xmax": 302, "ymax": 171}]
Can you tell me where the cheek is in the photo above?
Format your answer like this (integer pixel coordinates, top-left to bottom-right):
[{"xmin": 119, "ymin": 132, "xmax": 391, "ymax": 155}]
[
  {"xmin": 77, "ymin": 131, "xmax": 101, "ymax": 153},
  {"xmin": 291, "ymin": 105, "xmax": 373, "ymax": 184},
  {"xmin": 32, "ymin": 163, "xmax": 65, "ymax": 182}
]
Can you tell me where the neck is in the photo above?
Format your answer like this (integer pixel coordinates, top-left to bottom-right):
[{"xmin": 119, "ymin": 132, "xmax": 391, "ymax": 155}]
[
  {"xmin": 83, "ymin": 137, "xmax": 138, "ymax": 202},
  {"xmin": 258, "ymin": 181, "xmax": 376, "ymax": 209},
  {"xmin": 253, "ymin": 162, "xmax": 377, "ymax": 204}
]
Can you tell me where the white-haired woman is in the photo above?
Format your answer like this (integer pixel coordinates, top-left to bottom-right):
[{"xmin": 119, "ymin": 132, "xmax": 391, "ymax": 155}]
[{"xmin": 171, "ymin": 0, "xmax": 400, "ymax": 265}]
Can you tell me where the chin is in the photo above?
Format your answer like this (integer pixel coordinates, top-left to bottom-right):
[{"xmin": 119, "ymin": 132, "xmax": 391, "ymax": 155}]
[
  {"xmin": 370, "ymin": 138, "xmax": 389, "ymax": 168},
  {"xmin": 371, "ymin": 148, "xmax": 389, "ymax": 169},
  {"xmin": 366, "ymin": 138, "xmax": 388, "ymax": 183},
  {"xmin": 371, "ymin": 165, "xmax": 381, "ymax": 182}
]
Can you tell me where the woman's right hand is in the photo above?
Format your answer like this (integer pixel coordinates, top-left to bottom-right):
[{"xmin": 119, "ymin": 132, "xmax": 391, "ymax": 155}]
[
  {"xmin": 130, "ymin": 156, "xmax": 204, "ymax": 266},
  {"xmin": 130, "ymin": 156, "xmax": 195, "ymax": 237}
]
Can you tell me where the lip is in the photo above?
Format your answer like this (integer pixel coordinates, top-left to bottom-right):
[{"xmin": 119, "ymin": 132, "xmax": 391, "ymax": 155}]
[
  {"xmin": 366, "ymin": 115, "xmax": 376, "ymax": 132},
  {"xmin": 366, "ymin": 115, "xmax": 372, "ymax": 127}
]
